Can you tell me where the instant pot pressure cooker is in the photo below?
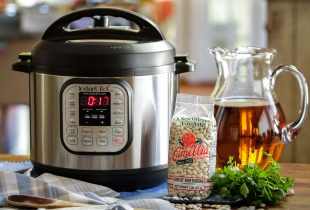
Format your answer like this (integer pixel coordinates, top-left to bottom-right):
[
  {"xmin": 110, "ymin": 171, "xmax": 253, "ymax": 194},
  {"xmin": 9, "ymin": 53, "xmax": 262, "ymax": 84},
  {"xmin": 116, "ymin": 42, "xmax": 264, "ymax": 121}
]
[{"xmin": 12, "ymin": 8, "xmax": 194, "ymax": 191}]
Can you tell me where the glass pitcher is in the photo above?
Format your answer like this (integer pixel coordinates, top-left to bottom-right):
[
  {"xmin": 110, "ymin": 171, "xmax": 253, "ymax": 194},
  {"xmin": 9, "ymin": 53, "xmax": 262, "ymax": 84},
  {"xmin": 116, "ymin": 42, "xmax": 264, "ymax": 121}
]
[{"xmin": 210, "ymin": 47, "xmax": 308, "ymax": 169}]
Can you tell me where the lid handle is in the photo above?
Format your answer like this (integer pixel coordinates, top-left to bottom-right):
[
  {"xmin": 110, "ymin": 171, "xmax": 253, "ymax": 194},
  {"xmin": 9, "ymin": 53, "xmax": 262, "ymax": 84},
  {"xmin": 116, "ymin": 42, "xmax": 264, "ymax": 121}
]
[{"xmin": 42, "ymin": 8, "xmax": 165, "ymax": 42}]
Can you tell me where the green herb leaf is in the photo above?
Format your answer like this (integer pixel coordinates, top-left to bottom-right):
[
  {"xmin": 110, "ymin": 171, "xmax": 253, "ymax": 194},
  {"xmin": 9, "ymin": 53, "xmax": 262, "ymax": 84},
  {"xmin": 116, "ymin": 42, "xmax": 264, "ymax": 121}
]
[
  {"xmin": 211, "ymin": 153, "xmax": 294, "ymax": 207},
  {"xmin": 240, "ymin": 183, "xmax": 249, "ymax": 198}
]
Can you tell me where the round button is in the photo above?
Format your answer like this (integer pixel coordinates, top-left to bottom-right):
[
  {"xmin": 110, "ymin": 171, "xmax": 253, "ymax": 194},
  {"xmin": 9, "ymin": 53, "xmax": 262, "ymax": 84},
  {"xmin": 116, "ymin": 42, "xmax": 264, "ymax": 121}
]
[
  {"xmin": 112, "ymin": 137, "xmax": 124, "ymax": 146},
  {"xmin": 66, "ymin": 126, "xmax": 78, "ymax": 136},
  {"xmin": 97, "ymin": 137, "xmax": 108, "ymax": 146},
  {"xmin": 113, "ymin": 127, "xmax": 124, "ymax": 136},
  {"xmin": 113, "ymin": 118, "xmax": 123, "ymax": 126},
  {"xmin": 81, "ymin": 136, "xmax": 93, "ymax": 146},
  {"xmin": 67, "ymin": 136, "xmax": 78, "ymax": 145}
]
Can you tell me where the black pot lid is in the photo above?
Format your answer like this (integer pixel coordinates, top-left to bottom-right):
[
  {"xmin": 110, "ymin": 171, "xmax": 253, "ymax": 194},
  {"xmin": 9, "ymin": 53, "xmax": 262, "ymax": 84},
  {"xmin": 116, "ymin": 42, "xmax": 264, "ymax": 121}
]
[{"xmin": 13, "ymin": 8, "xmax": 176, "ymax": 77}]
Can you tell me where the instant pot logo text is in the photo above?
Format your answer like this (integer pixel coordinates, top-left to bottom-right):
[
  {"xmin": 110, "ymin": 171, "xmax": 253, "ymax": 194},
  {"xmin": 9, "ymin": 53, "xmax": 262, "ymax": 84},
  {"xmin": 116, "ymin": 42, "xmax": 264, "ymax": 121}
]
[{"xmin": 79, "ymin": 85, "xmax": 109, "ymax": 92}]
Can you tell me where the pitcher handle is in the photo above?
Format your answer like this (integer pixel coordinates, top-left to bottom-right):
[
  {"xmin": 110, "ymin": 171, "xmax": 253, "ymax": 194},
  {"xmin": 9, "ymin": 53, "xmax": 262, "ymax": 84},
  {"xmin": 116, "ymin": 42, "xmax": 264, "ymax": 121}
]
[{"xmin": 270, "ymin": 65, "xmax": 309, "ymax": 144}]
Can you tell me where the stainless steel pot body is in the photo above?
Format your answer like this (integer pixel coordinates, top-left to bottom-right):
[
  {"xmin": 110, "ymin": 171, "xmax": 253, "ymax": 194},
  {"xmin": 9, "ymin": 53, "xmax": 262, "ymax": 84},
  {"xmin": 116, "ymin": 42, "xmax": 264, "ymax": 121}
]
[{"xmin": 30, "ymin": 70, "xmax": 176, "ymax": 170}]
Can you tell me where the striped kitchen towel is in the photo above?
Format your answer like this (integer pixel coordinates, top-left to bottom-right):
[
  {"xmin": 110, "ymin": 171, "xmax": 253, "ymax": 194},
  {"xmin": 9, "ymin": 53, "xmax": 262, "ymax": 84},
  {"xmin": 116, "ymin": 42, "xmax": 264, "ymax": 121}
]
[{"xmin": 0, "ymin": 170, "xmax": 174, "ymax": 210}]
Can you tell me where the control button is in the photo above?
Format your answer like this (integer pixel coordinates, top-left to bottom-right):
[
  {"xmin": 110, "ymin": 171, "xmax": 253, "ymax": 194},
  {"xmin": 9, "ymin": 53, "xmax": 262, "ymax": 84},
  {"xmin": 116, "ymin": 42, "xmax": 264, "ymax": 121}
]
[
  {"xmin": 67, "ymin": 90, "xmax": 75, "ymax": 99},
  {"xmin": 81, "ymin": 128, "xmax": 93, "ymax": 136},
  {"xmin": 68, "ymin": 109, "xmax": 76, "ymax": 117},
  {"xmin": 112, "ymin": 99, "xmax": 124, "ymax": 106},
  {"xmin": 84, "ymin": 114, "xmax": 91, "ymax": 119},
  {"xmin": 67, "ymin": 136, "xmax": 78, "ymax": 145},
  {"xmin": 113, "ymin": 127, "xmax": 124, "ymax": 136},
  {"xmin": 91, "ymin": 114, "xmax": 98, "ymax": 119},
  {"xmin": 82, "ymin": 137, "xmax": 93, "ymax": 146},
  {"xmin": 66, "ymin": 126, "xmax": 78, "ymax": 135},
  {"xmin": 113, "ymin": 137, "xmax": 124, "ymax": 146},
  {"xmin": 67, "ymin": 118, "xmax": 77, "ymax": 125},
  {"xmin": 99, "ymin": 114, "xmax": 105, "ymax": 119},
  {"xmin": 97, "ymin": 137, "xmax": 108, "ymax": 146},
  {"xmin": 114, "ymin": 90, "xmax": 123, "ymax": 98},
  {"xmin": 112, "ymin": 109, "xmax": 124, "ymax": 115},
  {"xmin": 98, "ymin": 129, "xmax": 107, "ymax": 136},
  {"xmin": 113, "ymin": 118, "xmax": 124, "ymax": 126},
  {"xmin": 68, "ymin": 100, "xmax": 76, "ymax": 106}
]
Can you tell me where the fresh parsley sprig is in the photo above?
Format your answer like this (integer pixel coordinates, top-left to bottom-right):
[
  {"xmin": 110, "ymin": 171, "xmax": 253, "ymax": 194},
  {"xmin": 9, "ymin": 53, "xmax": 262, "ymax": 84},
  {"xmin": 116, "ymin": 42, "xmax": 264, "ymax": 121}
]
[{"xmin": 211, "ymin": 153, "xmax": 293, "ymax": 207}]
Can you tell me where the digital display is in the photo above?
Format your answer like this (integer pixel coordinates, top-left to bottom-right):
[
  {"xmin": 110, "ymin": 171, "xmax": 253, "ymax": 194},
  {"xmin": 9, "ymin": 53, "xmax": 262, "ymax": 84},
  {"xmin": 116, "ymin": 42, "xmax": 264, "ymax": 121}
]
[
  {"xmin": 80, "ymin": 95, "xmax": 110, "ymax": 107},
  {"xmin": 79, "ymin": 92, "xmax": 111, "ymax": 126}
]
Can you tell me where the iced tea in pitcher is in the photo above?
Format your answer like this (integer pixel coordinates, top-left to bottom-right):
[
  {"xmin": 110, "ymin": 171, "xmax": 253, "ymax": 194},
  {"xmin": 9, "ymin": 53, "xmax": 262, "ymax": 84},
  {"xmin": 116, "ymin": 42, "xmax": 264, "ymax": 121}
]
[
  {"xmin": 210, "ymin": 47, "xmax": 308, "ymax": 168},
  {"xmin": 215, "ymin": 97, "xmax": 286, "ymax": 168}
]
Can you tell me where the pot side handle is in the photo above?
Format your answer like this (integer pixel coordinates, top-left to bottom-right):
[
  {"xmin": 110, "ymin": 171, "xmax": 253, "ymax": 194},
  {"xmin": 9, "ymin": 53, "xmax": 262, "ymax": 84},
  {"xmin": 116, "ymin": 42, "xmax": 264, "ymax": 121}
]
[{"xmin": 12, "ymin": 52, "xmax": 32, "ymax": 73}]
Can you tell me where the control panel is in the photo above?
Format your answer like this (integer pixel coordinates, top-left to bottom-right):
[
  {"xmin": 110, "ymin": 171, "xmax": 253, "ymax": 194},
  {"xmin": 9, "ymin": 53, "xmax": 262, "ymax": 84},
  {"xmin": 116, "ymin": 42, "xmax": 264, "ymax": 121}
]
[{"xmin": 61, "ymin": 80, "xmax": 131, "ymax": 154}]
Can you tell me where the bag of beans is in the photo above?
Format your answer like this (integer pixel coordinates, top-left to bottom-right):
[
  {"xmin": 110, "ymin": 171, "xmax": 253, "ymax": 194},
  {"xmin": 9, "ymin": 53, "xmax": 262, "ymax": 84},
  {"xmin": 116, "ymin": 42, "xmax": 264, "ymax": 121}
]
[{"xmin": 168, "ymin": 94, "xmax": 217, "ymax": 199}]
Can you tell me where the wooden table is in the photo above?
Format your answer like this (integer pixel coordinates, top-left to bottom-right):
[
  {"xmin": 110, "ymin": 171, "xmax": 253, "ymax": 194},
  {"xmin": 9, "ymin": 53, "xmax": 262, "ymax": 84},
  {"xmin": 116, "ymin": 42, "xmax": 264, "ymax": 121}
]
[
  {"xmin": 0, "ymin": 155, "xmax": 309, "ymax": 209},
  {"xmin": 270, "ymin": 163, "xmax": 310, "ymax": 209},
  {"xmin": 0, "ymin": 154, "xmax": 29, "ymax": 162}
]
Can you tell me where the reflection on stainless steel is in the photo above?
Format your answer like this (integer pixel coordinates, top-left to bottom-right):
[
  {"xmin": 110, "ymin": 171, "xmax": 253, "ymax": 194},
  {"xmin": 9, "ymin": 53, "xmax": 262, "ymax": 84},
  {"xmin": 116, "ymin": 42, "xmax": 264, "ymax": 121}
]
[
  {"xmin": 0, "ymin": 105, "xmax": 30, "ymax": 155},
  {"xmin": 30, "ymin": 72, "xmax": 173, "ymax": 170}
]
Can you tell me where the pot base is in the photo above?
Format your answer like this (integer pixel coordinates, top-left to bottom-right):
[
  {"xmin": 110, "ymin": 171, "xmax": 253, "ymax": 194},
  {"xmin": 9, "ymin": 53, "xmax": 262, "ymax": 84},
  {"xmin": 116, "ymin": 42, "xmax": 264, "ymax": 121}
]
[{"xmin": 31, "ymin": 161, "xmax": 167, "ymax": 191}]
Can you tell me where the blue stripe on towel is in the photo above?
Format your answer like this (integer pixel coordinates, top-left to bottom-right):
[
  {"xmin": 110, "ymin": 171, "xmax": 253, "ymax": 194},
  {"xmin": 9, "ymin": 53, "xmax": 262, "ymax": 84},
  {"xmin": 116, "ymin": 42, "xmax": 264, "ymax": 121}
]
[
  {"xmin": 118, "ymin": 182, "xmax": 168, "ymax": 200},
  {"xmin": 16, "ymin": 173, "xmax": 32, "ymax": 195}
]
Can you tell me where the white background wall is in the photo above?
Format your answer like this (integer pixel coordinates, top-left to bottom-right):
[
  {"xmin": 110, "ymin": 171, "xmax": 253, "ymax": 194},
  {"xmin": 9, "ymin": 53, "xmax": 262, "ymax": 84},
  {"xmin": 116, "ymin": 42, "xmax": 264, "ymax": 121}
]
[{"xmin": 175, "ymin": 0, "xmax": 268, "ymax": 84}]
